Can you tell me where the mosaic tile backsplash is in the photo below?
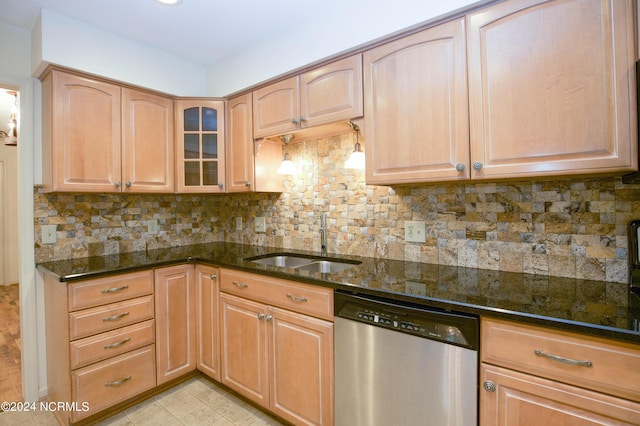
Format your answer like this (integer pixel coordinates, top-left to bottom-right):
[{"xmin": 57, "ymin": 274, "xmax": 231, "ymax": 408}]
[{"xmin": 34, "ymin": 132, "xmax": 640, "ymax": 283}]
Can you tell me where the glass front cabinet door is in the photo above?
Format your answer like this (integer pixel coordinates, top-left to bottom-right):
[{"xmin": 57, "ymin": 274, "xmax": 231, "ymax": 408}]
[{"xmin": 175, "ymin": 100, "xmax": 226, "ymax": 193}]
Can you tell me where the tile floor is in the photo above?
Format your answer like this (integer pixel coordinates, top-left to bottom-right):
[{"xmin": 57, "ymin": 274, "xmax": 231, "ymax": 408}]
[{"xmin": 0, "ymin": 376, "xmax": 286, "ymax": 425}]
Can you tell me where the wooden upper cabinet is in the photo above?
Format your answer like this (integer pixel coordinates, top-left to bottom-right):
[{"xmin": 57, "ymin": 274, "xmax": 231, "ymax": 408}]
[
  {"xmin": 300, "ymin": 54, "xmax": 363, "ymax": 128},
  {"xmin": 41, "ymin": 69, "xmax": 175, "ymax": 193},
  {"xmin": 226, "ymin": 93, "xmax": 255, "ymax": 192},
  {"xmin": 175, "ymin": 99, "xmax": 226, "ymax": 193},
  {"xmin": 467, "ymin": 0, "xmax": 638, "ymax": 179},
  {"xmin": 253, "ymin": 54, "xmax": 363, "ymax": 138},
  {"xmin": 42, "ymin": 70, "xmax": 122, "ymax": 192},
  {"xmin": 364, "ymin": 18, "xmax": 470, "ymax": 184},
  {"xmin": 122, "ymin": 88, "xmax": 174, "ymax": 193}
]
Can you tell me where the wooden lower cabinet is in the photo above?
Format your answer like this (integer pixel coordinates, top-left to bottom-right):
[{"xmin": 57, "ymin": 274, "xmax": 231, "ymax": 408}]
[
  {"xmin": 155, "ymin": 264, "xmax": 197, "ymax": 385},
  {"xmin": 481, "ymin": 364, "xmax": 640, "ymax": 425},
  {"xmin": 220, "ymin": 292, "xmax": 334, "ymax": 426},
  {"xmin": 195, "ymin": 264, "xmax": 221, "ymax": 381}
]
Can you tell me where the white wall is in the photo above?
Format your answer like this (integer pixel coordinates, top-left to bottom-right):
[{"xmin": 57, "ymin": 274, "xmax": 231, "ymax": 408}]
[
  {"xmin": 207, "ymin": 0, "xmax": 483, "ymax": 95},
  {"xmin": 32, "ymin": 9, "xmax": 208, "ymax": 97}
]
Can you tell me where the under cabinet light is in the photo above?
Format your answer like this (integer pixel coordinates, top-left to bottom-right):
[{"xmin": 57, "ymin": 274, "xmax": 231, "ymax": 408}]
[
  {"xmin": 345, "ymin": 121, "xmax": 364, "ymax": 170},
  {"xmin": 277, "ymin": 134, "xmax": 296, "ymax": 175}
]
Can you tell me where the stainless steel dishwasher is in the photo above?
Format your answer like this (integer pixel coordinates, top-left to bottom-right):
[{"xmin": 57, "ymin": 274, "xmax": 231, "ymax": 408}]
[{"xmin": 334, "ymin": 291, "xmax": 479, "ymax": 426}]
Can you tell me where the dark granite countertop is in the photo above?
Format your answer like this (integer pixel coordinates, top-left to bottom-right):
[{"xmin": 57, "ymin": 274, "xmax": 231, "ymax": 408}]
[{"xmin": 36, "ymin": 242, "xmax": 640, "ymax": 345}]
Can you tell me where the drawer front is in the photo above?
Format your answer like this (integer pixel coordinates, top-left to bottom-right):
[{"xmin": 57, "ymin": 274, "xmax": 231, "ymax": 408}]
[
  {"xmin": 71, "ymin": 345, "xmax": 156, "ymax": 421},
  {"xmin": 481, "ymin": 318, "xmax": 640, "ymax": 402},
  {"xmin": 68, "ymin": 270, "xmax": 153, "ymax": 311},
  {"xmin": 70, "ymin": 320, "xmax": 155, "ymax": 369},
  {"xmin": 69, "ymin": 295, "xmax": 154, "ymax": 340},
  {"xmin": 220, "ymin": 269, "xmax": 333, "ymax": 320}
]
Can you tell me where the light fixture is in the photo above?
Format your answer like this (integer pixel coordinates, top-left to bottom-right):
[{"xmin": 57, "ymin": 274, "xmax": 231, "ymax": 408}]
[
  {"xmin": 277, "ymin": 134, "xmax": 296, "ymax": 175},
  {"xmin": 3, "ymin": 90, "xmax": 17, "ymax": 146},
  {"xmin": 345, "ymin": 121, "xmax": 364, "ymax": 169},
  {"xmin": 155, "ymin": 0, "xmax": 183, "ymax": 5}
]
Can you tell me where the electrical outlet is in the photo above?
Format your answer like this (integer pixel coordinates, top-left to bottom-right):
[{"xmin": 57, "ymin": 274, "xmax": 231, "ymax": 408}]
[
  {"xmin": 405, "ymin": 221, "xmax": 426, "ymax": 243},
  {"xmin": 255, "ymin": 217, "xmax": 266, "ymax": 233},
  {"xmin": 148, "ymin": 219, "xmax": 159, "ymax": 235},
  {"xmin": 236, "ymin": 217, "xmax": 243, "ymax": 231},
  {"xmin": 42, "ymin": 225, "xmax": 57, "ymax": 244}
]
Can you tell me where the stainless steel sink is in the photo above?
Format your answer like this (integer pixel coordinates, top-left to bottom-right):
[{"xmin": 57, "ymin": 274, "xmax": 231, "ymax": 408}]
[
  {"xmin": 248, "ymin": 255, "xmax": 313, "ymax": 268},
  {"xmin": 294, "ymin": 260, "xmax": 356, "ymax": 274},
  {"xmin": 246, "ymin": 254, "xmax": 360, "ymax": 273}
]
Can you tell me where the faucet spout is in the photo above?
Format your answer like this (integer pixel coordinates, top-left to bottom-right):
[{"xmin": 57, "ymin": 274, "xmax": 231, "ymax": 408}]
[{"xmin": 320, "ymin": 213, "xmax": 327, "ymax": 255}]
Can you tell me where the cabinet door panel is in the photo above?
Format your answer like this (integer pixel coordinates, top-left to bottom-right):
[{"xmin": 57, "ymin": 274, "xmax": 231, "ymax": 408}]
[
  {"xmin": 481, "ymin": 364, "xmax": 640, "ymax": 425},
  {"xmin": 301, "ymin": 54, "xmax": 363, "ymax": 128},
  {"xmin": 47, "ymin": 71, "xmax": 121, "ymax": 192},
  {"xmin": 269, "ymin": 307, "xmax": 334, "ymax": 426},
  {"xmin": 253, "ymin": 77, "xmax": 299, "ymax": 138},
  {"xmin": 155, "ymin": 264, "xmax": 196, "ymax": 385},
  {"xmin": 220, "ymin": 293, "xmax": 269, "ymax": 407},
  {"xmin": 364, "ymin": 18, "xmax": 469, "ymax": 184},
  {"xmin": 467, "ymin": 0, "xmax": 637, "ymax": 178},
  {"xmin": 195, "ymin": 265, "xmax": 220, "ymax": 381},
  {"xmin": 122, "ymin": 88, "xmax": 174, "ymax": 192},
  {"xmin": 227, "ymin": 93, "xmax": 255, "ymax": 192}
]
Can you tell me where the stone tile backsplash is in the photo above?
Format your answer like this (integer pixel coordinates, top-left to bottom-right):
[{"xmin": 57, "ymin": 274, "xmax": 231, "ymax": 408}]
[{"xmin": 34, "ymin": 132, "xmax": 640, "ymax": 283}]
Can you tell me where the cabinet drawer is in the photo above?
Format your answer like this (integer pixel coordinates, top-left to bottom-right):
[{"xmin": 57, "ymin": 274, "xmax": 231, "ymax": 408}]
[
  {"xmin": 69, "ymin": 295, "xmax": 154, "ymax": 340},
  {"xmin": 71, "ymin": 345, "xmax": 156, "ymax": 421},
  {"xmin": 70, "ymin": 320, "xmax": 155, "ymax": 369},
  {"xmin": 481, "ymin": 318, "xmax": 640, "ymax": 402},
  {"xmin": 68, "ymin": 270, "xmax": 153, "ymax": 311},
  {"xmin": 220, "ymin": 269, "xmax": 333, "ymax": 321}
]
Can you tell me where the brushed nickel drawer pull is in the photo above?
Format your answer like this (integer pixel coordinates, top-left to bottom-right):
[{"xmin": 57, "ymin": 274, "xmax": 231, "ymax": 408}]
[
  {"xmin": 104, "ymin": 376, "xmax": 132, "ymax": 387},
  {"xmin": 103, "ymin": 337, "xmax": 131, "ymax": 349},
  {"xmin": 232, "ymin": 281, "xmax": 249, "ymax": 288},
  {"xmin": 101, "ymin": 285, "xmax": 129, "ymax": 294},
  {"xmin": 286, "ymin": 294, "xmax": 308, "ymax": 302},
  {"xmin": 102, "ymin": 312, "xmax": 129, "ymax": 322},
  {"xmin": 534, "ymin": 349, "xmax": 593, "ymax": 367}
]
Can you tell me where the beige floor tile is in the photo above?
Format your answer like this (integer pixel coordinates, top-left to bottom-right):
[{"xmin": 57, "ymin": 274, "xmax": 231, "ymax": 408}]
[
  {"xmin": 121, "ymin": 398, "xmax": 178, "ymax": 425},
  {"xmin": 94, "ymin": 411, "xmax": 132, "ymax": 426},
  {"xmin": 175, "ymin": 404, "xmax": 225, "ymax": 426},
  {"xmin": 0, "ymin": 409, "xmax": 36, "ymax": 425},
  {"xmin": 153, "ymin": 383, "xmax": 209, "ymax": 419}
]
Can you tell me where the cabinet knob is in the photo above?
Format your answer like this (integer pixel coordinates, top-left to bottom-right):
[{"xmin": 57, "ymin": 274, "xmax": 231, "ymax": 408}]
[
  {"xmin": 115, "ymin": 181, "xmax": 121, "ymax": 188},
  {"xmin": 472, "ymin": 161, "xmax": 483, "ymax": 171},
  {"xmin": 265, "ymin": 315, "xmax": 273, "ymax": 322},
  {"xmin": 291, "ymin": 118, "xmax": 298, "ymax": 125},
  {"xmin": 125, "ymin": 181, "xmax": 132, "ymax": 188},
  {"xmin": 245, "ymin": 181, "xmax": 251, "ymax": 187},
  {"xmin": 483, "ymin": 381, "xmax": 496, "ymax": 393},
  {"xmin": 209, "ymin": 273, "xmax": 217, "ymax": 280},
  {"xmin": 218, "ymin": 183, "xmax": 224, "ymax": 189},
  {"xmin": 257, "ymin": 313, "xmax": 265, "ymax": 320},
  {"xmin": 455, "ymin": 163, "xmax": 465, "ymax": 172},
  {"xmin": 299, "ymin": 116, "xmax": 306, "ymax": 123}
]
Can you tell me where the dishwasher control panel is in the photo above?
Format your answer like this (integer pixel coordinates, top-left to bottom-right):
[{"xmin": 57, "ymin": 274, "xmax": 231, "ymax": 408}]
[{"xmin": 335, "ymin": 292, "xmax": 479, "ymax": 349}]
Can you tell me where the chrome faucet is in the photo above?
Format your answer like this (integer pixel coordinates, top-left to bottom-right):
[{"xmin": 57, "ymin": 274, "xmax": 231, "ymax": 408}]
[{"xmin": 320, "ymin": 213, "xmax": 327, "ymax": 256}]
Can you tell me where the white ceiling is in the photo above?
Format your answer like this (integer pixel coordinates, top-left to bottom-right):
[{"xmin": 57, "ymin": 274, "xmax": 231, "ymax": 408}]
[{"xmin": 0, "ymin": 0, "xmax": 475, "ymax": 68}]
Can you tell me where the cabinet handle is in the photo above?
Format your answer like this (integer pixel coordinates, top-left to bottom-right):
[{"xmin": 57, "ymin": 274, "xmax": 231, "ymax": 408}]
[
  {"xmin": 210, "ymin": 273, "xmax": 217, "ymax": 280},
  {"xmin": 103, "ymin": 337, "xmax": 131, "ymax": 349},
  {"xmin": 291, "ymin": 118, "xmax": 298, "ymax": 125},
  {"xmin": 102, "ymin": 312, "xmax": 129, "ymax": 322},
  {"xmin": 101, "ymin": 285, "xmax": 129, "ymax": 294},
  {"xmin": 534, "ymin": 349, "xmax": 593, "ymax": 367},
  {"xmin": 115, "ymin": 181, "xmax": 121, "ymax": 188},
  {"xmin": 257, "ymin": 313, "xmax": 265, "ymax": 320},
  {"xmin": 125, "ymin": 181, "xmax": 132, "ymax": 188},
  {"xmin": 299, "ymin": 116, "xmax": 306, "ymax": 123},
  {"xmin": 104, "ymin": 376, "xmax": 132, "ymax": 387},
  {"xmin": 245, "ymin": 181, "xmax": 251, "ymax": 187},
  {"xmin": 232, "ymin": 281, "xmax": 249, "ymax": 288},
  {"xmin": 455, "ymin": 163, "xmax": 465, "ymax": 172},
  {"xmin": 483, "ymin": 381, "xmax": 496, "ymax": 392},
  {"xmin": 218, "ymin": 183, "xmax": 224, "ymax": 189},
  {"xmin": 286, "ymin": 294, "xmax": 308, "ymax": 303},
  {"xmin": 265, "ymin": 315, "xmax": 273, "ymax": 322},
  {"xmin": 472, "ymin": 161, "xmax": 483, "ymax": 171}
]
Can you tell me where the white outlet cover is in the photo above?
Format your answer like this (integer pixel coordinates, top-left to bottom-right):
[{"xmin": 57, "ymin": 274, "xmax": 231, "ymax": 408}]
[
  {"xmin": 148, "ymin": 219, "xmax": 159, "ymax": 235},
  {"xmin": 42, "ymin": 224, "xmax": 57, "ymax": 244},
  {"xmin": 255, "ymin": 217, "xmax": 266, "ymax": 233},
  {"xmin": 236, "ymin": 217, "xmax": 243, "ymax": 231},
  {"xmin": 405, "ymin": 221, "xmax": 426, "ymax": 243}
]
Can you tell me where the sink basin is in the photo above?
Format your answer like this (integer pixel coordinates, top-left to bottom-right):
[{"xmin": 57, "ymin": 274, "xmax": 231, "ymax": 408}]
[
  {"xmin": 294, "ymin": 260, "xmax": 357, "ymax": 274},
  {"xmin": 246, "ymin": 253, "xmax": 360, "ymax": 273},
  {"xmin": 248, "ymin": 255, "xmax": 314, "ymax": 268}
]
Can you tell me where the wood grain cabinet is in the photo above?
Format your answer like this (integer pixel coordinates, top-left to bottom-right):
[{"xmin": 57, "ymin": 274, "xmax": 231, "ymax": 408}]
[
  {"xmin": 41, "ymin": 68, "xmax": 174, "ymax": 193},
  {"xmin": 480, "ymin": 318, "xmax": 640, "ymax": 425},
  {"xmin": 175, "ymin": 99, "xmax": 226, "ymax": 193},
  {"xmin": 253, "ymin": 54, "xmax": 363, "ymax": 138},
  {"xmin": 155, "ymin": 264, "xmax": 197, "ymax": 385},
  {"xmin": 43, "ymin": 270, "xmax": 156, "ymax": 424},
  {"xmin": 226, "ymin": 93, "xmax": 255, "ymax": 192},
  {"xmin": 195, "ymin": 264, "xmax": 221, "ymax": 381},
  {"xmin": 363, "ymin": 18, "xmax": 469, "ymax": 184},
  {"xmin": 466, "ymin": 0, "xmax": 637, "ymax": 179},
  {"xmin": 219, "ymin": 269, "xmax": 334, "ymax": 426}
]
